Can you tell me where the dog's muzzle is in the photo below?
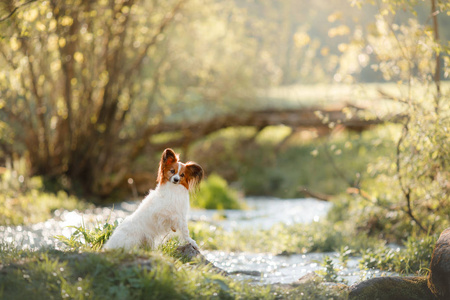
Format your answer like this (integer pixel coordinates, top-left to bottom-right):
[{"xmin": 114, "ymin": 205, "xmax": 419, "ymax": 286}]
[{"xmin": 170, "ymin": 175, "xmax": 180, "ymax": 184}]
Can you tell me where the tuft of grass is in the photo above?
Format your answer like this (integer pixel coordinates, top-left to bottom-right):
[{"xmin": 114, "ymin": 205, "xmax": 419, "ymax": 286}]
[
  {"xmin": 192, "ymin": 174, "xmax": 246, "ymax": 210},
  {"xmin": 55, "ymin": 219, "xmax": 119, "ymax": 251}
]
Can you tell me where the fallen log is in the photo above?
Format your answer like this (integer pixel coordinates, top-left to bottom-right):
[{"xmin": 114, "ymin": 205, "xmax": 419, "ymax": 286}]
[{"xmin": 147, "ymin": 106, "xmax": 405, "ymax": 151}]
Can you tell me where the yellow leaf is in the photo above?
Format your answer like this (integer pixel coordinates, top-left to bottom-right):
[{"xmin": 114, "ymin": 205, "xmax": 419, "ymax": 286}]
[
  {"xmin": 51, "ymin": 60, "xmax": 61, "ymax": 72},
  {"xmin": 60, "ymin": 16, "xmax": 73, "ymax": 26},
  {"xmin": 327, "ymin": 11, "xmax": 343, "ymax": 23},
  {"xmin": 328, "ymin": 25, "xmax": 350, "ymax": 38},
  {"xmin": 74, "ymin": 52, "xmax": 84, "ymax": 63},
  {"xmin": 23, "ymin": 8, "xmax": 39, "ymax": 22},
  {"xmin": 36, "ymin": 22, "xmax": 46, "ymax": 31},
  {"xmin": 10, "ymin": 38, "xmax": 21, "ymax": 51},
  {"xmin": 293, "ymin": 32, "xmax": 310, "ymax": 48},
  {"xmin": 59, "ymin": 37, "xmax": 66, "ymax": 48},
  {"xmin": 338, "ymin": 43, "xmax": 348, "ymax": 52},
  {"xmin": 320, "ymin": 47, "xmax": 330, "ymax": 56}
]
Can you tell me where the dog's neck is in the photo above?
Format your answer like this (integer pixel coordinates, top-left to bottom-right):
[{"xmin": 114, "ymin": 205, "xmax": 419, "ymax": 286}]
[{"xmin": 156, "ymin": 182, "xmax": 189, "ymax": 197}]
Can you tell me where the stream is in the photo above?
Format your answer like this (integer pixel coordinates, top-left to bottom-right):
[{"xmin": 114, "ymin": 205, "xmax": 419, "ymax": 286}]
[{"xmin": 0, "ymin": 197, "xmax": 391, "ymax": 285}]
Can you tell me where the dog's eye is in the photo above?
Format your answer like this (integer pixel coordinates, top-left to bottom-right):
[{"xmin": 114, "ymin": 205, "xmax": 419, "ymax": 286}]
[
  {"xmin": 170, "ymin": 169, "xmax": 175, "ymax": 174},
  {"xmin": 180, "ymin": 173, "xmax": 184, "ymax": 178}
]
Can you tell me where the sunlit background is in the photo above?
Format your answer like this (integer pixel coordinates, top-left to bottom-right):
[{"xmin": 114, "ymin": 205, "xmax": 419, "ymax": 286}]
[{"xmin": 0, "ymin": 0, "xmax": 449, "ymax": 297}]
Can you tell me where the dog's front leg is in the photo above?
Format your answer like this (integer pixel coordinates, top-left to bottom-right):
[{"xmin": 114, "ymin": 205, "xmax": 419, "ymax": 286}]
[{"xmin": 178, "ymin": 218, "xmax": 199, "ymax": 251}]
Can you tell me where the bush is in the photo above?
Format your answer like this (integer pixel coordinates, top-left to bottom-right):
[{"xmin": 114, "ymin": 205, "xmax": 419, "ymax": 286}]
[
  {"xmin": 191, "ymin": 174, "xmax": 245, "ymax": 210},
  {"xmin": 359, "ymin": 234, "xmax": 437, "ymax": 275},
  {"xmin": 0, "ymin": 160, "xmax": 90, "ymax": 226}
]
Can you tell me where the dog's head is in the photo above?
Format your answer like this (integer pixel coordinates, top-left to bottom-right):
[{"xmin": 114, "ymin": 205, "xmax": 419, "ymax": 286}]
[{"xmin": 157, "ymin": 148, "xmax": 204, "ymax": 190}]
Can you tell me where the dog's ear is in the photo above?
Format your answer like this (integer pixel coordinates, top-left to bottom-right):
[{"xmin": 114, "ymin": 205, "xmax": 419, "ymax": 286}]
[
  {"xmin": 162, "ymin": 148, "xmax": 178, "ymax": 165},
  {"xmin": 157, "ymin": 148, "xmax": 179, "ymax": 184},
  {"xmin": 185, "ymin": 162, "xmax": 204, "ymax": 190}
]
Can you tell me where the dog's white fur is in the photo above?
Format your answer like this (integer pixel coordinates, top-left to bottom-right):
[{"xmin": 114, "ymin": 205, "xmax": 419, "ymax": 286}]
[{"xmin": 103, "ymin": 181, "xmax": 198, "ymax": 250}]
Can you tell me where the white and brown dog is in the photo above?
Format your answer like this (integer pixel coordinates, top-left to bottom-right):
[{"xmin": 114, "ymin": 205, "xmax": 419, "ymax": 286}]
[{"xmin": 104, "ymin": 148, "xmax": 203, "ymax": 250}]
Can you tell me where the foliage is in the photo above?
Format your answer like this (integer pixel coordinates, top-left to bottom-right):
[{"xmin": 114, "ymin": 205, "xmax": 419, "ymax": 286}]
[
  {"xmin": 359, "ymin": 234, "xmax": 437, "ymax": 275},
  {"xmin": 190, "ymin": 210, "xmax": 383, "ymax": 254},
  {"xmin": 55, "ymin": 219, "xmax": 118, "ymax": 251},
  {"xmin": 333, "ymin": 0, "xmax": 450, "ymax": 240},
  {"xmin": 0, "ymin": 0, "xmax": 267, "ymax": 197},
  {"xmin": 190, "ymin": 125, "xmax": 396, "ymax": 198},
  {"xmin": 0, "ymin": 159, "xmax": 90, "ymax": 226},
  {"xmin": 55, "ymin": 216, "xmax": 190, "ymax": 262},
  {"xmin": 192, "ymin": 174, "xmax": 245, "ymax": 210},
  {"xmin": 316, "ymin": 256, "xmax": 341, "ymax": 283}
]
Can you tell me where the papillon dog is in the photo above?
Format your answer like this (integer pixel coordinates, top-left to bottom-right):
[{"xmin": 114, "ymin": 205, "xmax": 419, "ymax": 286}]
[{"xmin": 104, "ymin": 148, "xmax": 203, "ymax": 251}]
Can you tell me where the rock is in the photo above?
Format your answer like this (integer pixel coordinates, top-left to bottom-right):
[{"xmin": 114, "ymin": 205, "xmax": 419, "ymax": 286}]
[
  {"xmin": 349, "ymin": 227, "xmax": 450, "ymax": 300},
  {"xmin": 176, "ymin": 243, "xmax": 201, "ymax": 261},
  {"xmin": 296, "ymin": 272, "xmax": 321, "ymax": 285},
  {"xmin": 175, "ymin": 243, "xmax": 228, "ymax": 275},
  {"xmin": 229, "ymin": 270, "xmax": 262, "ymax": 276},
  {"xmin": 348, "ymin": 276, "xmax": 436, "ymax": 300},
  {"xmin": 428, "ymin": 228, "xmax": 450, "ymax": 299},
  {"xmin": 276, "ymin": 250, "xmax": 295, "ymax": 257}
]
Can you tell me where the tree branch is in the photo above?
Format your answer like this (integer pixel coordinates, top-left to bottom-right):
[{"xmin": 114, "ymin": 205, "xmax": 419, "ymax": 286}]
[
  {"xmin": 124, "ymin": 0, "xmax": 185, "ymax": 79},
  {"xmin": 0, "ymin": 0, "xmax": 38, "ymax": 23},
  {"xmin": 430, "ymin": 0, "xmax": 441, "ymax": 113},
  {"xmin": 396, "ymin": 118, "xmax": 427, "ymax": 233}
]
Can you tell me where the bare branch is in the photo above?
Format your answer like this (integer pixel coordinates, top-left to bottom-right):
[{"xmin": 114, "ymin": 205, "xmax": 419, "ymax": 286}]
[
  {"xmin": 124, "ymin": 0, "xmax": 185, "ymax": 79},
  {"xmin": 0, "ymin": 0, "xmax": 38, "ymax": 22},
  {"xmin": 396, "ymin": 118, "xmax": 427, "ymax": 233},
  {"xmin": 430, "ymin": 0, "xmax": 441, "ymax": 113}
]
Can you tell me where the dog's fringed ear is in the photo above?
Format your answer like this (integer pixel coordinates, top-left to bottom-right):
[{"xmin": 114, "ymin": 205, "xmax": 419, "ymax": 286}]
[
  {"xmin": 185, "ymin": 162, "xmax": 204, "ymax": 190},
  {"xmin": 157, "ymin": 148, "xmax": 179, "ymax": 184},
  {"xmin": 162, "ymin": 148, "xmax": 178, "ymax": 164}
]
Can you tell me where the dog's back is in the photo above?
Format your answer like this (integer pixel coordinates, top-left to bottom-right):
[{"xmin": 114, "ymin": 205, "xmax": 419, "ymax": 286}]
[{"xmin": 104, "ymin": 184, "xmax": 189, "ymax": 250}]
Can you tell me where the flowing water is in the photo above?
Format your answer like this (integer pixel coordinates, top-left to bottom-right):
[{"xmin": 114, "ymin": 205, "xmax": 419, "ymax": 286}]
[{"xmin": 0, "ymin": 197, "xmax": 391, "ymax": 285}]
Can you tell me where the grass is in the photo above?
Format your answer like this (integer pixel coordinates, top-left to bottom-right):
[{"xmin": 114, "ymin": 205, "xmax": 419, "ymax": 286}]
[
  {"xmin": 55, "ymin": 219, "xmax": 119, "ymax": 251},
  {"xmin": 190, "ymin": 125, "xmax": 399, "ymax": 198},
  {"xmin": 0, "ymin": 241, "xmax": 348, "ymax": 300},
  {"xmin": 0, "ymin": 163, "xmax": 92, "ymax": 226},
  {"xmin": 189, "ymin": 197, "xmax": 385, "ymax": 255}
]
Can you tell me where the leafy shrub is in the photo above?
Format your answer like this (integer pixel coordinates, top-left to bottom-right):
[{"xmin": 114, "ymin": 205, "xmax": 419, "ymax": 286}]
[
  {"xmin": 55, "ymin": 219, "xmax": 118, "ymax": 251},
  {"xmin": 359, "ymin": 234, "xmax": 437, "ymax": 275},
  {"xmin": 191, "ymin": 174, "xmax": 245, "ymax": 210},
  {"xmin": 0, "ymin": 160, "xmax": 90, "ymax": 225},
  {"xmin": 316, "ymin": 255, "xmax": 342, "ymax": 283}
]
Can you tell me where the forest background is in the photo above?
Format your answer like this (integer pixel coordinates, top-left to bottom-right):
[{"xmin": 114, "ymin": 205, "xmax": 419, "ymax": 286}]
[{"xmin": 0, "ymin": 0, "xmax": 449, "ymax": 283}]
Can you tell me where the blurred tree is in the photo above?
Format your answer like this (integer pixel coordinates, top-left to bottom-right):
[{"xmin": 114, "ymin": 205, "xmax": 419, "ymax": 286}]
[
  {"xmin": 0, "ymin": 0, "xmax": 268, "ymax": 197},
  {"xmin": 340, "ymin": 0, "xmax": 450, "ymax": 236}
]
